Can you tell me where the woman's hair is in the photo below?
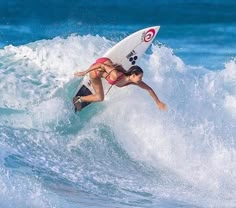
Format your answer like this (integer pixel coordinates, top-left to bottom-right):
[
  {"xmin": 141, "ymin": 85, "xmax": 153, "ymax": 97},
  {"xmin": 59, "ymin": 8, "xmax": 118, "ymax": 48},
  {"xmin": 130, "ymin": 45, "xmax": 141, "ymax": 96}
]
[
  {"xmin": 125, "ymin": 65, "xmax": 143, "ymax": 76},
  {"xmin": 113, "ymin": 64, "xmax": 127, "ymax": 73},
  {"xmin": 113, "ymin": 64, "xmax": 143, "ymax": 76}
]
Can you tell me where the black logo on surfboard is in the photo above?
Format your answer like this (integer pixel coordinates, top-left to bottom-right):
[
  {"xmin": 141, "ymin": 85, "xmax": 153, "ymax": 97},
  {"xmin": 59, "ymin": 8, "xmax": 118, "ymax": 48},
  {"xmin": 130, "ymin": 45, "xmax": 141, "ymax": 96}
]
[{"xmin": 126, "ymin": 50, "xmax": 138, "ymax": 65}]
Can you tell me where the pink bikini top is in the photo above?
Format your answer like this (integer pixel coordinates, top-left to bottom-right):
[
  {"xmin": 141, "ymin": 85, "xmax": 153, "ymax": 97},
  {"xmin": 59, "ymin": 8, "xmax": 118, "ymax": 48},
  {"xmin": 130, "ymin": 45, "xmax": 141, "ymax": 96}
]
[
  {"xmin": 106, "ymin": 73, "xmax": 125, "ymax": 85},
  {"xmin": 93, "ymin": 57, "xmax": 130, "ymax": 86}
]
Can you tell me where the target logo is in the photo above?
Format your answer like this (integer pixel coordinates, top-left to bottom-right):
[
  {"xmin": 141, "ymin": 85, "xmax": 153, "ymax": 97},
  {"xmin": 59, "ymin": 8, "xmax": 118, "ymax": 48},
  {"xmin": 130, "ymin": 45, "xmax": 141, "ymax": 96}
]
[{"xmin": 143, "ymin": 29, "xmax": 156, "ymax": 42}]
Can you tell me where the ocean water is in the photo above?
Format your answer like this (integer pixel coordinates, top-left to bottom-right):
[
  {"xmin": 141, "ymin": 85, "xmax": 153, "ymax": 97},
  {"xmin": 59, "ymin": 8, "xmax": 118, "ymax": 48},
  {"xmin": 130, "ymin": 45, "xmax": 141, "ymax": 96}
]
[{"xmin": 0, "ymin": 1, "xmax": 236, "ymax": 207}]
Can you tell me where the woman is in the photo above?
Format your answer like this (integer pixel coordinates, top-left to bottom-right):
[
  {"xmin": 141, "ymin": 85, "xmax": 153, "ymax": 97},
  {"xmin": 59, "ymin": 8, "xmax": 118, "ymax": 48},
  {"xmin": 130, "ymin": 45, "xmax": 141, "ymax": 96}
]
[{"xmin": 74, "ymin": 57, "xmax": 166, "ymax": 111}]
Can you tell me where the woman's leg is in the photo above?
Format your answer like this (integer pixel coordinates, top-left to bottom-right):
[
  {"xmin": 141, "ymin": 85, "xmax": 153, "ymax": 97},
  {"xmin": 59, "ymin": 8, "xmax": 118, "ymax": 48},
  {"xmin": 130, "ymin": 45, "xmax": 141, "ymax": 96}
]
[
  {"xmin": 80, "ymin": 77, "xmax": 104, "ymax": 102},
  {"xmin": 73, "ymin": 60, "xmax": 111, "ymax": 110},
  {"xmin": 73, "ymin": 77, "xmax": 104, "ymax": 111}
]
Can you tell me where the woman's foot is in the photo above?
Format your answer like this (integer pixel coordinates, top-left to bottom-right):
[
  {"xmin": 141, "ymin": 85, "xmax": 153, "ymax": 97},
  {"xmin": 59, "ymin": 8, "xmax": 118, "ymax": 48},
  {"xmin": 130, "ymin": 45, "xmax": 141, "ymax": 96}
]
[{"xmin": 73, "ymin": 96, "xmax": 82, "ymax": 112}]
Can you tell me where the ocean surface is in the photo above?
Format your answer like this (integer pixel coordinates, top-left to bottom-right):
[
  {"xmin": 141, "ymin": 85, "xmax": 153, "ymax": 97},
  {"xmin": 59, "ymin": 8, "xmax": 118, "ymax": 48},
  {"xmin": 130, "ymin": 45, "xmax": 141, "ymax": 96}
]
[{"xmin": 0, "ymin": 1, "xmax": 236, "ymax": 207}]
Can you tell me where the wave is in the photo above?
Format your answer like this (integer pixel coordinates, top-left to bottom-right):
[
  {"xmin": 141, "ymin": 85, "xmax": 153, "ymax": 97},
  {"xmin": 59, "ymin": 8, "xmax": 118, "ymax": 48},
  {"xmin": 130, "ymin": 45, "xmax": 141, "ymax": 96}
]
[{"xmin": 0, "ymin": 34, "xmax": 236, "ymax": 207}]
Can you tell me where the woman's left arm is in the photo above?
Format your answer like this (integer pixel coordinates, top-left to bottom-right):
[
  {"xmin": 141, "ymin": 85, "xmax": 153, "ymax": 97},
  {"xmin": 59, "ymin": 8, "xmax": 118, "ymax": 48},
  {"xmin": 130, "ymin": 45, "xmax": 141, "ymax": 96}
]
[{"xmin": 137, "ymin": 81, "xmax": 167, "ymax": 110}]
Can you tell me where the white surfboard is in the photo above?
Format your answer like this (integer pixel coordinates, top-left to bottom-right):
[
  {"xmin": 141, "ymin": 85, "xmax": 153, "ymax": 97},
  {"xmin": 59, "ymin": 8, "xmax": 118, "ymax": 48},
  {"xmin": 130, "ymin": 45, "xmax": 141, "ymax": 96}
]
[{"xmin": 74, "ymin": 26, "xmax": 160, "ymax": 110}]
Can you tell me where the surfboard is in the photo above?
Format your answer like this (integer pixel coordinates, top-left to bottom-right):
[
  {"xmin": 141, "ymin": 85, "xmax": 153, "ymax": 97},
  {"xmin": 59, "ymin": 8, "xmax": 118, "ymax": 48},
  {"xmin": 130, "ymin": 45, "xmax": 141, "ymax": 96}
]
[{"xmin": 73, "ymin": 26, "xmax": 160, "ymax": 111}]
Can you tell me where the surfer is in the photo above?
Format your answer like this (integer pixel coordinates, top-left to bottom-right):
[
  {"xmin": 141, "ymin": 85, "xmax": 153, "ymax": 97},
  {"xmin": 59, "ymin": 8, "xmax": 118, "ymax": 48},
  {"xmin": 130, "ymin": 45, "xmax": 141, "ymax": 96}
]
[{"xmin": 73, "ymin": 57, "xmax": 166, "ymax": 111}]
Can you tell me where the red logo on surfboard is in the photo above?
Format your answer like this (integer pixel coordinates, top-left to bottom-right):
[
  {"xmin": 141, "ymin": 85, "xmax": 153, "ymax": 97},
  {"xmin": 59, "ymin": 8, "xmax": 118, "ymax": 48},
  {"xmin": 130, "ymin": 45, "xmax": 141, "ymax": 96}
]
[{"xmin": 143, "ymin": 29, "xmax": 156, "ymax": 42}]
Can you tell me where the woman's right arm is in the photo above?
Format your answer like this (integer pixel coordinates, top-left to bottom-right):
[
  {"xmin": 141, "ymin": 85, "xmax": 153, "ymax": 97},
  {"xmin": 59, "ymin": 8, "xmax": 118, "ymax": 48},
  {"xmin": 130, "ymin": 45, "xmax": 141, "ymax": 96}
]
[
  {"xmin": 74, "ymin": 63, "xmax": 116, "ymax": 77},
  {"xmin": 74, "ymin": 63, "xmax": 103, "ymax": 77}
]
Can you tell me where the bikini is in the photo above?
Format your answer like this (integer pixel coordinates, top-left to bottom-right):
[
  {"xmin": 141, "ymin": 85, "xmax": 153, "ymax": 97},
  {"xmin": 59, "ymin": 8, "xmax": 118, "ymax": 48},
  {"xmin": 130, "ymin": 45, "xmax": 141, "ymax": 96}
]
[{"xmin": 93, "ymin": 57, "xmax": 128, "ymax": 86}]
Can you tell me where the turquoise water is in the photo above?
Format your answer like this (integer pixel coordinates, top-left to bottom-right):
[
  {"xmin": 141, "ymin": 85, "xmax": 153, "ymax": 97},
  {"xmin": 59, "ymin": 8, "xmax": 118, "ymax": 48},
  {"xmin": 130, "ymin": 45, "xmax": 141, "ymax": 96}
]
[{"xmin": 0, "ymin": 1, "xmax": 236, "ymax": 207}]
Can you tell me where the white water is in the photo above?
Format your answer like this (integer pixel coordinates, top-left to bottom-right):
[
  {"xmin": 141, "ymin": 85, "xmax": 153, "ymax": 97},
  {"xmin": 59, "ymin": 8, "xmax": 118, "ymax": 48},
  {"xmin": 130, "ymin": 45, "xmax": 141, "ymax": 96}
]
[{"xmin": 0, "ymin": 34, "xmax": 236, "ymax": 207}]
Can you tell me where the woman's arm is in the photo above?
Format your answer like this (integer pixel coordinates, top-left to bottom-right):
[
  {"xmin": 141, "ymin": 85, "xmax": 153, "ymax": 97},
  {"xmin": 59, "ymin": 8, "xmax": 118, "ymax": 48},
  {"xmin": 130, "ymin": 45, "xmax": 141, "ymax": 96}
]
[
  {"xmin": 136, "ymin": 81, "xmax": 167, "ymax": 110},
  {"xmin": 74, "ymin": 63, "xmax": 116, "ymax": 77},
  {"xmin": 74, "ymin": 63, "xmax": 103, "ymax": 77}
]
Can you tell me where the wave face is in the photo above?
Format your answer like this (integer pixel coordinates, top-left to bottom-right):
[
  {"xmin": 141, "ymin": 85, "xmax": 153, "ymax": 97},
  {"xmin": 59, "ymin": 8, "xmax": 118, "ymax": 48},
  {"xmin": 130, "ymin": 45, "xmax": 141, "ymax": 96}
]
[{"xmin": 0, "ymin": 33, "xmax": 236, "ymax": 207}]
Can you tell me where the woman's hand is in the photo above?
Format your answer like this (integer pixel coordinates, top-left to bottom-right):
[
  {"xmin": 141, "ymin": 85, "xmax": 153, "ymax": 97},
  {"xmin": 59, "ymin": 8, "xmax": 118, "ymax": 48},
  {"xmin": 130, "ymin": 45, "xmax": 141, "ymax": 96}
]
[
  {"xmin": 74, "ymin": 71, "xmax": 86, "ymax": 77},
  {"xmin": 157, "ymin": 101, "xmax": 167, "ymax": 111},
  {"xmin": 136, "ymin": 81, "xmax": 167, "ymax": 111}
]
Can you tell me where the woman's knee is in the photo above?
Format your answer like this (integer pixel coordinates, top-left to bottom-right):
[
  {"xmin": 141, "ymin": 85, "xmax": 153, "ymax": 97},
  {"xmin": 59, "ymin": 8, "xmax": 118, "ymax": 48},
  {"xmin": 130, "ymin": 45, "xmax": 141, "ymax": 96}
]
[{"xmin": 95, "ymin": 94, "xmax": 104, "ymax": 102}]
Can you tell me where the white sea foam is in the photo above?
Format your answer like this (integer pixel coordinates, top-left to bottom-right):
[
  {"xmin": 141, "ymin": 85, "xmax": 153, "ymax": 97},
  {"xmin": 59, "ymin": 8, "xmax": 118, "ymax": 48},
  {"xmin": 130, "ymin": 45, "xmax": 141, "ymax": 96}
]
[
  {"xmin": 96, "ymin": 44, "xmax": 236, "ymax": 206},
  {"xmin": 0, "ymin": 34, "xmax": 236, "ymax": 207}
]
